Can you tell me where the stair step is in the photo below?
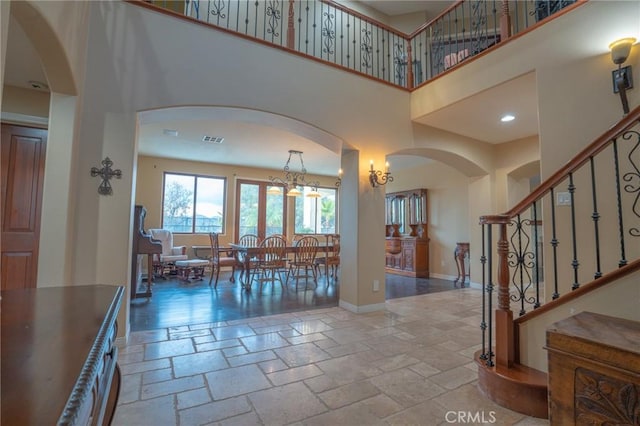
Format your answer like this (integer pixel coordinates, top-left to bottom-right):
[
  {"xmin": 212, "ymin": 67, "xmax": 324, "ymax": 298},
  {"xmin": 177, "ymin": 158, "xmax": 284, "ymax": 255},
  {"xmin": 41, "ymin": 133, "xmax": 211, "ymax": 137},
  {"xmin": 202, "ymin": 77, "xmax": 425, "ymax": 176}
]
[{"xmin": 475, "ymin": 350, "xmax": 548, "ymax": 419}]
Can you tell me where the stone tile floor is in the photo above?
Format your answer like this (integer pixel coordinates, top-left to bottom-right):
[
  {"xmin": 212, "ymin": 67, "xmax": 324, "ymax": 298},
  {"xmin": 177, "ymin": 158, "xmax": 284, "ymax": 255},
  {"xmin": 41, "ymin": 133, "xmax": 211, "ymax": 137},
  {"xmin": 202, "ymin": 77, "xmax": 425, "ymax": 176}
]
[{"xmin": 115, "ymin": 288, "xmax": 549, "ymax": 425}]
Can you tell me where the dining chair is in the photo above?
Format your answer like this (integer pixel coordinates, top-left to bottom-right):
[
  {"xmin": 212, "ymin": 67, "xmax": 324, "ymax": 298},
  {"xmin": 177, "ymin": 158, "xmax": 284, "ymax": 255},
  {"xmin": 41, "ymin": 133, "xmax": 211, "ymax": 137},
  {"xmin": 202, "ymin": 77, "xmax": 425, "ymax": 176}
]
[
  {"xmin": 236, "ymin": 233, "xmax": 261, "ymax": 282},
  {"xmin": 208, "ymin": 232, "xmax": 238, "ymax": 288},
  {"xmin": 286, "ymin": 236, "xmax": 319, "ymax": 290},
  {"xmin": 314, "ymin": 234, "xmax": 340, "ymax": 281},
  {"xmin": 251, "ymin": 235, "xmax": 287, "ymax": 291}
]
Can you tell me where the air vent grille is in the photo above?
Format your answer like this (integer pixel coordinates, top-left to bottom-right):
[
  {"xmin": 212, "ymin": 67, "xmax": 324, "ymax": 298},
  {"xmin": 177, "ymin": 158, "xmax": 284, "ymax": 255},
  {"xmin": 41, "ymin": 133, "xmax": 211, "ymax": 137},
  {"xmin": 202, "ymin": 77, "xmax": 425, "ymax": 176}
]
[{"xmin": 202, "ymin": 136, "xmax": 224, "ymax": 144}]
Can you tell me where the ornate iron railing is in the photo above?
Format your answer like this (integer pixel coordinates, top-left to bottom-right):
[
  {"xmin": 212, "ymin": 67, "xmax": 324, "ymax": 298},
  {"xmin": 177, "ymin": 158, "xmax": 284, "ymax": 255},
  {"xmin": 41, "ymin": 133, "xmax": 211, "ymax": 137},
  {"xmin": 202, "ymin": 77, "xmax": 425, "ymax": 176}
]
[
  {"xmin": 141, "ymin": 0, "xmax": 580, "ymax": 89},
  {"xmin": 478, "ymin": 106, "xmax": 640, "ymax": 368}
]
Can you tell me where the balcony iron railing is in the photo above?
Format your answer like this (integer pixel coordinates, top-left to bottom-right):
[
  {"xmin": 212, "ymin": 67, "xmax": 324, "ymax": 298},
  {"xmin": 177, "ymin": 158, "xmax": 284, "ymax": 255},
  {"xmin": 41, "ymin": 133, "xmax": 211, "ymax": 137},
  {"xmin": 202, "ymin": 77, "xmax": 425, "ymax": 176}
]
[{"xmin": 142, "ymin": 0, "xmax": 580, "ymax": 90}]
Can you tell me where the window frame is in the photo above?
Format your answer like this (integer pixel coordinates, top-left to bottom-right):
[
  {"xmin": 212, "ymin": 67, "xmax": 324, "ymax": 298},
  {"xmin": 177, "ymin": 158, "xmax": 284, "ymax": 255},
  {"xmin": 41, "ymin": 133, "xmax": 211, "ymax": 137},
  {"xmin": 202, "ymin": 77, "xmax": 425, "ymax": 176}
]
[
  {"xmin": 234, "ymin": 179, "xmax": 288, "ymax": 240},
  {"xmin": 293, "ymin": 185, "xmax": 339, "ymax": 235},
  {"xmin": 161, "ymin": 171, "xmax": 227, "ymax": 234}
]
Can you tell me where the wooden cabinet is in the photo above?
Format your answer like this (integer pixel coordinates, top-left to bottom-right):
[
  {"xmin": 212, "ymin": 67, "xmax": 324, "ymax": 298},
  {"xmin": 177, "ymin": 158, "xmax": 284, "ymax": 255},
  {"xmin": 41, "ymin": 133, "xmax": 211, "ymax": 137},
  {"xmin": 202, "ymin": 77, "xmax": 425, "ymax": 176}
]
[
  {"xmin": 546, "ymin": 311, "xmax": 640, "ymax": 425},
  {"xmin": 1, "ymin": 285, "xmax": 124, "ymax": 425},
  {"xmin": 385, "ymin": 189, "xmax": 429, "ymax": 278}
]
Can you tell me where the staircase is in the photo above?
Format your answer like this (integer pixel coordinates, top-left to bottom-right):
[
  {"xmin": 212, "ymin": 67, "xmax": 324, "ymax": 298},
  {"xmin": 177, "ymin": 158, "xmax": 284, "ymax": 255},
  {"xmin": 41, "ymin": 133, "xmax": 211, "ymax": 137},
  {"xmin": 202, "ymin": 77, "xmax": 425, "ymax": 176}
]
[{"xmin": 476, "ymin": 106, "xmax": 640, "ymax": 418}]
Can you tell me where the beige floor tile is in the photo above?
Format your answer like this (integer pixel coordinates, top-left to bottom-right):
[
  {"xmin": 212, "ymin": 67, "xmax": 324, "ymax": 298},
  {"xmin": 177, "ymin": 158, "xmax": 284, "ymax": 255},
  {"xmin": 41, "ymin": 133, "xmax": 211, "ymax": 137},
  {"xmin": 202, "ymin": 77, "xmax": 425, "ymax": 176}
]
[
  {"xmin": 142, "ymin": 367, "xmax": 173, "ymax": 384},
  {"xmin": 178, "ymin": 396, "xmax": 251, "ymax": 425},
  {"xmin": 258, "ymin": 358, "xmax": 289, "ymax": 373},
  {"xmin": 286, "ymin": 332, "xmax": 328, "ymax": 345},
  {"xmin": 315, "ymin": 353, "xmax": 383, "ymax": 386},
  {"xmin": 213, "ymin": 324, "xmax": 256, "ymax": 340},
  {"xmin": 359, "ymin": 394, "xmax": 405, "ymax": 418},
  {"xmin": 266, "ymin": 364, "xmax": 323, "ymax": 386},
  {"xmin": 248, "ymin": 382, "xmax": 327, "ymax": 424},
  {"xmin": 301, "ymin": 401, "xmax": 386, "ymax": 426},
  {"xmin": 173, "ymin": 349, "xmax": 228, "ymax": 377},
  {"xmin": 117, "ymin": 289, "xmax": 548, "ymax": 426},
  {"xmin": 196, "ymin": 338, "xmax": 240, "ymax": 352},
  {"xmin": 141, "ymin": 375, "xmax": 205, "ymax": 400},
  {"xmin": 214, "ymin": 410, "xmax": 263, "ymax": 426},
  {"xmin": 240, "ymin": 332, "xmax": 290, "ymax": 352},
  {"xmin": 206, "ymin": 364, "xmax": 272, "ymax": 400},
  {"xmin": 144, "ymin": 338, "xmax": 195, "ymax": 360},
  {"xmin": 118, "ymin": 372, "xmax": 142, "ymax": 404},
  {"xmin": 121, "ymin": 358, "xmax": 171, "ymax": 375},
  {"xmin": 113, "ymin": 394, "xmax": 176, "ymax": 426},
  {"xmin": 274, "ymin": 342, "xmax": 331, "ymax": 367},
  {"xmin": 128, "ymin": 329, "xmax": 169, "ymax": 345},
  {"xmin": 384, "ymin": 399, "xmax": 449, "ymax": 425},
  {"xmin": 368, "ymin": 368, "xmax": 447, "ymax": 408},
  {"xmin": 317, "ymin": 380, "xmax": 380, "ymax": 409},
  {"xmin": 429, "ymin": 365, "xmax": 479, "ymax": 390},
  {"xmin": 226, "ymin": 349, "xmax": 277, "ymax": 367},
  {"xmin": 290, "ymin": 319, "xmax": 334, "ymax": 334},
  {"xmin": 177, "ymin": 387, "xmax": 211, "ymax": 409}
]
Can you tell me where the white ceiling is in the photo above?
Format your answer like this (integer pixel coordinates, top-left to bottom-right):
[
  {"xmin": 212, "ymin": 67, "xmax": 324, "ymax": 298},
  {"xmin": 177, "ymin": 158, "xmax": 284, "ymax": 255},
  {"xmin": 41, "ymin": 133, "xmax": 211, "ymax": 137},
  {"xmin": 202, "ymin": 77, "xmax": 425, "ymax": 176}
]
[{"xmin": 3, "ymin": 1, "xmax": 541, "ymax": 174}]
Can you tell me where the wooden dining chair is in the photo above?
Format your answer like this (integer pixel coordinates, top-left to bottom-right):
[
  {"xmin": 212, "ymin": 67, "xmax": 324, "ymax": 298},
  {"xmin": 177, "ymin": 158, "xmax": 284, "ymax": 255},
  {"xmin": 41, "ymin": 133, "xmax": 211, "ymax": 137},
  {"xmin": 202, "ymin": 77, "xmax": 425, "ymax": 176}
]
[
  {"xmin": 208, "ymin": 232, "xmax": 238, "ymax": 288},
  {"xmin": 251, "ymin": 235, "xmax": 287, "ymax": 291},
  {"xmin": 314, "ymin": 234, "xmax": 340, "ymax": 281},
  {"xmin": 286, "ymin": 236, "xmax": 319, "ymax": 290},
  {"xmin": 236, "ymin": 234, "xmax": 261, "ymax": 282}
]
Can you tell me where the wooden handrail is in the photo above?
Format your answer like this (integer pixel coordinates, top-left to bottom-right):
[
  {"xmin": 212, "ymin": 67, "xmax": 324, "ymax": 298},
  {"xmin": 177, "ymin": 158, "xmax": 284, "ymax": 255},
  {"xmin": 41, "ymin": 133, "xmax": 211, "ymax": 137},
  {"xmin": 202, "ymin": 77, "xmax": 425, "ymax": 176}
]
[{"xmin": 482, "ymin": 104, "xmax": 640, "ymax": 224}]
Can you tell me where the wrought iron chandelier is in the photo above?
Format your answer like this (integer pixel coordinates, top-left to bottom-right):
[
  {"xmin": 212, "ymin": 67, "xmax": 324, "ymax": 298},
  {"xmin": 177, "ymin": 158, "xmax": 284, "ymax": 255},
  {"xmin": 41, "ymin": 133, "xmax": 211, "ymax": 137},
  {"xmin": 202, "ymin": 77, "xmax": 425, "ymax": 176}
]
[{"xmin": 268, "ymin": 150, "xmax": 321, "ymax": 197}]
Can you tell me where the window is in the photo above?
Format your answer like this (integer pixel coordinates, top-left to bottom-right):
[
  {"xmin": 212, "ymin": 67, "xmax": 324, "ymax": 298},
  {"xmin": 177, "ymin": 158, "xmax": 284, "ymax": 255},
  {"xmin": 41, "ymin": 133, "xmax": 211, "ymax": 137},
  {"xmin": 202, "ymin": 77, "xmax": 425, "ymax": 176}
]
[
  {"xmin": 235, "ymin": 179, "xmax": 287, "ymax": 239},
  {"xmin": 162, "ymin": 172, "xmax": 226, "ymax": 233},
  {"xmin": 294, "ymin": 186, "xmax": 338, "ymax": 234}
]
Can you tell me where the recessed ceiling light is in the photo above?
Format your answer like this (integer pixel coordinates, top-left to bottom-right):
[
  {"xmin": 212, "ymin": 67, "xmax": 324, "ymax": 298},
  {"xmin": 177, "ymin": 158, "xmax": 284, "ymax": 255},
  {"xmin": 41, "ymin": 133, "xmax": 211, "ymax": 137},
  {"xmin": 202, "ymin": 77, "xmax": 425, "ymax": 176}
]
[
  {"xmin": 501, "ymin": 114, "xmax": 515, "ymax": 122},
  {"xmin": 163, "ymin": 129, "xmax": 179, "ymax": 137}
]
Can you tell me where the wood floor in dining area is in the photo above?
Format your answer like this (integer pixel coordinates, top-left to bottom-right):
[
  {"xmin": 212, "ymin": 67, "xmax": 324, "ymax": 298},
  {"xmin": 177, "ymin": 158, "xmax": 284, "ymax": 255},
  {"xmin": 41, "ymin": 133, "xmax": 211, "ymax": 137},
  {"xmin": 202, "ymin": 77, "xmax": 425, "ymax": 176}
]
[{"xmin": 129, "ymin": 270, "xmax": 467, "ymax": 332}]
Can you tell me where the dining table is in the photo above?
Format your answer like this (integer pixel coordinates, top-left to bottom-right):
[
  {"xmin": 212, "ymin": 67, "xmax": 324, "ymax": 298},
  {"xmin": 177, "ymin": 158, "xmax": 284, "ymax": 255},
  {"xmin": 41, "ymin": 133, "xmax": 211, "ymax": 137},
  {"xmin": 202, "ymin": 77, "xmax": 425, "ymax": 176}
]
[{"xmin": 229, "ymin": 241, "xmax": 336, "ymax": 290}]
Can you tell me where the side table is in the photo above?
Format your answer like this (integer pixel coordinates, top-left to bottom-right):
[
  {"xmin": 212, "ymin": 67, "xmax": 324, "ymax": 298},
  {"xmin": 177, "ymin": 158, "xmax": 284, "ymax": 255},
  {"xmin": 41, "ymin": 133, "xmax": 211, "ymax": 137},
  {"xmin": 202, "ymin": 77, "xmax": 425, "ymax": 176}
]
[{"xmin": 454, "ymin": 242, "xmax": 470, "ymax": 286}]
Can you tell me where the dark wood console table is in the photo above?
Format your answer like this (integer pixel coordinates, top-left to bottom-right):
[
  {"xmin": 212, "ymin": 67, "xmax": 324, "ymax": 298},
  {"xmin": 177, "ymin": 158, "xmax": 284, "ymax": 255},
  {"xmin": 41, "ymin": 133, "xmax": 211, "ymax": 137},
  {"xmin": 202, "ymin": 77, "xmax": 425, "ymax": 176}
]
[{"xmin": 1, "ymin": 285, "xmax": 124, "ymax": 425}]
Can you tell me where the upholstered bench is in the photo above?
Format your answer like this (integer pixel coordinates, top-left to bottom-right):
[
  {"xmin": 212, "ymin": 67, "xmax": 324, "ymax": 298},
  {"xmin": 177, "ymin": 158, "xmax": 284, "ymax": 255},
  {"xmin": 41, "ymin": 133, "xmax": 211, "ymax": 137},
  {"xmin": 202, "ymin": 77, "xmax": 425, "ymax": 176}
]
[{"xmin": 174, "ymin": 259, "xmax": 210, "ymax": 282}]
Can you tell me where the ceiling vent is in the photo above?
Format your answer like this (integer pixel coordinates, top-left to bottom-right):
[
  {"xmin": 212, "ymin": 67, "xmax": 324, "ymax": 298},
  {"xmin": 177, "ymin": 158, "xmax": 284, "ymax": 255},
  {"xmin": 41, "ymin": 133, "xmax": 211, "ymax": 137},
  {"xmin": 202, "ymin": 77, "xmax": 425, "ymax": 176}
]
[{"xmin": 202, "ymin": 136, "xmax": 224, "ymax": 144}]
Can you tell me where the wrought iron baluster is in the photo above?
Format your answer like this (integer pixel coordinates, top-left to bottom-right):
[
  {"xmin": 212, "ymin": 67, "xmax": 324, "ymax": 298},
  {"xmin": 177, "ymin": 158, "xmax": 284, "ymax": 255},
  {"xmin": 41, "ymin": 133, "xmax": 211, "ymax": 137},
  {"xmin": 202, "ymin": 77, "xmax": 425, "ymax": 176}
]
[
  {"xmin": 480, "ymin": 223, "xmax": 488, "ymax": 361},
  {"xmin": 508, "ymin": 215, "xmax": 535, "ymax": 316},
  {"xmin": 533, "ymin": 200, "xmax": 541, "ymax": 309},
  {"xmin": 568, "ymin": 172, "xmax": 580, "ymax": 290},
  {"xmin": 235, "ymin": 1, "xmax": 240, "ymax": 31},
  {"xmin": 589, "ymin": 156, "xmax": 602, "ymax": 279},
  {"xmin": 486, "ymin": 224, "xmax": 494, "ymax": 367},
  {"xmin": 550, "ymin": 188, "xmax": 560, "ymax": 299},
  {"xmin": 471, "ymin": 0, "xmax": 487, "ymax": 55},
  {"xmin": 322, "ymin": 7, "xmax": 335, "ymax": 59},
  {"xmin": 360, "ymin": 26, "xmax": 372, "ymax": 72},
  {"xmin": 622, "ymin": 129, "xmax": 640, "ymax": 237},
  {"xmin": 244, "ymin": 0, "xmax": 250, "ymax": 34},
  {"xmin": 253, "ymin": 0, "xmax": 259, "ymax": 37},
  {"xmin": 266, "ymin": 0, "xmax": 281, "ymax": 43},
  {"xmin": 393, "ymin": 40, "xmax": 406, "ymax": 87},
  {"xmin": 312, "ymin": 0, "xmax": 317, "ymax": 57},
  {"xmin": 613, "ymin": 138, "xmax": 628, "ymax": 267}
]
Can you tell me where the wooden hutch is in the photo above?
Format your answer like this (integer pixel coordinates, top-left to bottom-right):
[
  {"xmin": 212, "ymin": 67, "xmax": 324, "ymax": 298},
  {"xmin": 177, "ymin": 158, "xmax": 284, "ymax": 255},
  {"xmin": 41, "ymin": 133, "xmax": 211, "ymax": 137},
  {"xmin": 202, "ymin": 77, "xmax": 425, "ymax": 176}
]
[{"xmin": 384, "ymin": 188, "xmax": 429, "ymax": 278}]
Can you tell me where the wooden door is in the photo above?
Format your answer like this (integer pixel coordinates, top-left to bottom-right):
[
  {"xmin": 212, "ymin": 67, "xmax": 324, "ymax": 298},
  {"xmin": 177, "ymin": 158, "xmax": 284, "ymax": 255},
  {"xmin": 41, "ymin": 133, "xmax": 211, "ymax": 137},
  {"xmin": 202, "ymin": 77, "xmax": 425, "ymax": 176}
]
[{"xmin": 1, "ymin": 124, "xmax": 47, "ymax": 290}]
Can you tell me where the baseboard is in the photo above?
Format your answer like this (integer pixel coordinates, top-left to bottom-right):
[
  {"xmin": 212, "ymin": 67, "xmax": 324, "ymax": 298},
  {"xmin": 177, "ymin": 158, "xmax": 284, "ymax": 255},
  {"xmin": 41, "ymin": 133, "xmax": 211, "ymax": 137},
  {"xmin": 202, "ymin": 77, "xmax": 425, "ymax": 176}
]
[
  {"xmin": 116, "ymin": 323, "xmax": 130, "ymax": 347},
  {"xmin": 339, "ymin": 300, "xmax": 386, "ymax": 313},
  {"xmin": 429, "ymin": 273, "xmax": 481, "ymax": 290},
  {"xmin": 429, "ymin": 272, "xmax": 457, "ymax": 281}
]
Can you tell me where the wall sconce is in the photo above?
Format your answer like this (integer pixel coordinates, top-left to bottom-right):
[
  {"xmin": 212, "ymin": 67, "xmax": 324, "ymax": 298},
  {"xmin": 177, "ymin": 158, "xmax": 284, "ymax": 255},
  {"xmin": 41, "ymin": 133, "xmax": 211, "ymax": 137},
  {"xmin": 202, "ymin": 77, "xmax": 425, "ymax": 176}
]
[
  {"xmin": 369, "ymin": 160, "xmax": 393, "ymax": 187},
  {"xmin": 609, "ymin": 37, "xmax": 636, "ymax": 115},
  {"xmin": 336, "ymin": 168, "xmax": 343, "ymax": 187}
]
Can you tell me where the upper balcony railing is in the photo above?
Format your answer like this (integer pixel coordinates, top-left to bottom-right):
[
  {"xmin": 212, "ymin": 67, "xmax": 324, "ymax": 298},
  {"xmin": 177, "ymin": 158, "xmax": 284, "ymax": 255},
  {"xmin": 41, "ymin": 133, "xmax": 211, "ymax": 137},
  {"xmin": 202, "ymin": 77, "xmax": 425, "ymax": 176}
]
[{"xmin": 142, "ymin": 0, "xmax": 581, "ymax": 90}]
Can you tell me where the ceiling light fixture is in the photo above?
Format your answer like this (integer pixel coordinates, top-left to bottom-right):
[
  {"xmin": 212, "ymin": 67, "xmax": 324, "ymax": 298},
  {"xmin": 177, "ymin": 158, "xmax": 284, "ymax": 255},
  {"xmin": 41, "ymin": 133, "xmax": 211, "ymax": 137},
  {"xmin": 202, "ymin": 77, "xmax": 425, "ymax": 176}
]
[
  {"xmin": 500, "ymin": 114, "xmax": 515, "ymax": 122},
  {"xmin": 268, "ymin": 150, "xmax": 321, "ymax": 197}
]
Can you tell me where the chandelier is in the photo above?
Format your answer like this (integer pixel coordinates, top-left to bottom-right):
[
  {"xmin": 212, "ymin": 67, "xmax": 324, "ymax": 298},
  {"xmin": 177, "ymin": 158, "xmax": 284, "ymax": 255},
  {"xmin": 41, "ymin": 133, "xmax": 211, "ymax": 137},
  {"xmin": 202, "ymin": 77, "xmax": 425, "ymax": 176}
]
[{"xmin": 268, "ymin": 150, "xmax": 321, "ymax": 197}]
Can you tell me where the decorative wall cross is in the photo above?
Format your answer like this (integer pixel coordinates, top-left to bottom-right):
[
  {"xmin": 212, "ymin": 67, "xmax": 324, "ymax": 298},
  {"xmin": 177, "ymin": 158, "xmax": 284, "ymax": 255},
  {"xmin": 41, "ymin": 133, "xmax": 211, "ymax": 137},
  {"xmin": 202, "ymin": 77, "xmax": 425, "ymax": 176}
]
[{"xmin": 91, "ymin": 157, "xmax": 122, "ymax": 195}]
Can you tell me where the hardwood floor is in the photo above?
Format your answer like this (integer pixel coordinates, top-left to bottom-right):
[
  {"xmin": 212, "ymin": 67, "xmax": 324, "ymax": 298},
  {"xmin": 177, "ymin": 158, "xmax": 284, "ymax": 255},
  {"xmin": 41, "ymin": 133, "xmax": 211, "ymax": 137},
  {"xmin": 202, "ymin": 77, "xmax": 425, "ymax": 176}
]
[{"xmin": 129, "ymin": 270, "xmax": 464, "ymax": 331}]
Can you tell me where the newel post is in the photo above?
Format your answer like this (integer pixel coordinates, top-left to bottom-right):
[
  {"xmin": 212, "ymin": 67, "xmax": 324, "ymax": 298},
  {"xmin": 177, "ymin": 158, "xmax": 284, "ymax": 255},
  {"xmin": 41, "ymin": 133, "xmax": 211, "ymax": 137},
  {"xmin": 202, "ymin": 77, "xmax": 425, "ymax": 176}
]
[
  {"xmin": 287, "ymin": 0, "xmax": 295, "ymax": 49},
  {"xmin": 499, "ymin": 0, "xmax": 512, "ymax": 42},
  {"xmin": 495, "ymin": 221, "xmax": 514, "ymax": 368}
]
